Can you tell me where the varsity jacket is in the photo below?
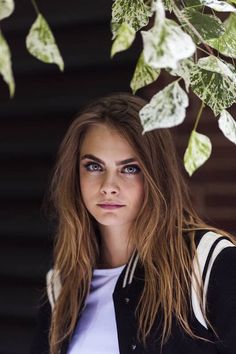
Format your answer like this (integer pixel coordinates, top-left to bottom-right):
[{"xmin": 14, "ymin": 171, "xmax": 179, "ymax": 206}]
[{"xmin": 30, "ymin": 230, "xmax": 236, "ymax": 354}]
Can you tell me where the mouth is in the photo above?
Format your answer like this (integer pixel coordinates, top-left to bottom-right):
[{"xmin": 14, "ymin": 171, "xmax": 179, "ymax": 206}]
[{"xmin": 97, "ymin": 204, "xmax": 125, "ymax": 209}]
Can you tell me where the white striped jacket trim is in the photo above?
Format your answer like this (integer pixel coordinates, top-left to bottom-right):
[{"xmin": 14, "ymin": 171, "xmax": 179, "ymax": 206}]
[{"xmin": 191, "ymin": 231, "xmax": 235, "ymax": 329}]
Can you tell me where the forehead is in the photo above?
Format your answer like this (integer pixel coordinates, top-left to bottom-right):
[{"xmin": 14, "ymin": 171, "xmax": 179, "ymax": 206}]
[{"xmin": 80, "ymin": 124, "xmax": 135, "ymax": 154}]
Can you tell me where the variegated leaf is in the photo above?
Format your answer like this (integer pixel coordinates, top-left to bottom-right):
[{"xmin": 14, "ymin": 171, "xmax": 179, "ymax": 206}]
[
  {"xmin": 207, "ymin": 13, "xmax": 236, "ymax": 59},
  {"xmin": 184, "ymin": 131, "xmax": 212, "ymax": 176},
  {"xmin": 139, "ymin": 81, "xmax": 189, "ymax": 133},
  {"xmin": 111, "ymin": 22, "xmax": 135, "ymax": 57},
  {"xmin": 130, "ymin": 52, "xmax": 160, "ymax": 93},
  {"xmin": 218, "ymin": 110, "xmax": 236, "ymax": 144},
  {"xmin": 190, "ymin": 56, "xmax": 236, "ymax": 115},
  {"xmin": 111, "ymin": 0, "xmax": 152, "ymax": 39},
  {"xmin": 142, "ymin": 19, "xmax": 196, "ymax": 70},
  {"xmin": 167, "ymin": 58, "xmax": 194, "ymax": 92},
  {"xmin": 0, "ymin": 31, "xmax": 15, "ymax": 97},
  {"xmin": 0, "ymin": 0, "xmax": 14, "ymax": 20},
  {"xmin": 163, "ymin": 0, "xmax": 173, "ymax": 12},
  {"xmin": 184, "ymin": 0, "xmax": 202, "ymax": 7},
  {"xmin": 200, "ymin": 0, "xmax": 236, "ymax": 12},
  {"xmin": 152, "ymin": 0, "xmax": 166, "ymax": 29},
  {"xmin": 26, "ymin": 14, "xmax": 64, "ymax": 71},
  {"xmin": 183, "ymin": 8, "xmax": 225, "ymax": 42}
]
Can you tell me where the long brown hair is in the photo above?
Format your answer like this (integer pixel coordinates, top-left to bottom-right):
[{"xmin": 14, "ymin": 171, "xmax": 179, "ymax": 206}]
[{"xmin": 49, "ymin": 92, "xmax": 235, "ymax": 354}]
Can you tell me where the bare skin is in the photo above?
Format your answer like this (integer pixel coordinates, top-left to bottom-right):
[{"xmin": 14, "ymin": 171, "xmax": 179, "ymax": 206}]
[{"xmin": 79, "ymin": 124, "xmax": 145, "ymax": 268}]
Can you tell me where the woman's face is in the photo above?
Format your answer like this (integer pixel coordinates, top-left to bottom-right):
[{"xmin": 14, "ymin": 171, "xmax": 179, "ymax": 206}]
[{"xmin": 79, "ymin": 124, "xmax": 145, "ymax": 228}]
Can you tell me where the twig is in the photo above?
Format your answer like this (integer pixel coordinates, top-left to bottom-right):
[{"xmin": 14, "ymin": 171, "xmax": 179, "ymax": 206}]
[
  {"xmin": 193, "ymin": 101, "xmax": 205, "ymax": 131},
  {"xmin": 31, "ymin": 0, "xmax": 40, "ymax": 15}
]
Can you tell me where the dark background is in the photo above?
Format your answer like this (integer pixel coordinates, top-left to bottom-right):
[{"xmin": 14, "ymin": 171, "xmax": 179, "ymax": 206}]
[{"xmin": 0, "ymin": 1, "xmax": 235, "ymax": 353}]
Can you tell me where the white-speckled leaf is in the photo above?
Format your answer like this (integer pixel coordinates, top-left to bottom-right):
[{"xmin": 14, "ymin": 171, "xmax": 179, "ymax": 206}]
[
  {"xmin": 139, "ymin": 81, "xmax": 189, "ymax": 133},
  {"xmin": 0, "ymin": 0, "xmax": 14, "ymax": 20},
  {"xmin": 111, "ymin": 0, "xmax": 152, "ymax": 39},
  {"xmin": 26, "ymin": 14, "xmax": 64, "ymax": 71},
  {"xmin": 200, "ymin": 0, "xmax": 236, "ymax": 12},
  {"xmin": 168, "ymin": 58, "xmax": 194, "ymax": 92},
  {"xmin": 163, "ymin": 0, "xmax": 173, "ymax": 12},
  {"xmin": 111, "ymin": 22, "xmax": 135, "ymax": 57},
  {"xmin": 0, "ymin": 31, "xmax": 15, "ymax": 97},
  {"xmin": 218, "ymin": 110, "xmax": 236, "ymax": 144},
  {"xmin": 142, "ymin": 19, "xmax": 196, "ymax": 70},
  {"xmin": 183, "ymin": 8, "xmax": 225, "ymax": 41},
  {"xmin": 130, "ymin": 52, "xmax": 160, "ymax": 93},
  {"xmin": 152, "ymin": 0, "xmax": 166, "ymax": 28},
  {"xmin": 190, "ymin": 55, "xmax": 236, "ymax": 115},
  {"xmin": 207, "ymin": 14, "xmax": 236, "ymax": 59},
  {"xmin": 184, "ymin": 131, "xmax": 212, "ymax": 176}
]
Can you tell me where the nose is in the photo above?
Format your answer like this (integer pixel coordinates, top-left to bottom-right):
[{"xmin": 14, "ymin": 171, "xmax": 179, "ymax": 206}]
[{"xmin": 100, "ymin": 173, "xmax": 120, "ymax": 195}]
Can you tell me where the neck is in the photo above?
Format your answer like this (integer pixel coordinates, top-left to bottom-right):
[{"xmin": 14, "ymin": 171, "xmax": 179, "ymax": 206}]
[{"xmin": 96, "ymin": 224, "xmax": 134, "ymax": 268}]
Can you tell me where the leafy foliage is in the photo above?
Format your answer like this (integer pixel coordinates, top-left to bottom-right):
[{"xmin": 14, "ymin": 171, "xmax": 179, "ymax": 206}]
[
  {"xmin": 190, "ymin": 56, "xmax": 236, "ymax": 115},
  {"xmin": 139, "ymin": 80, "xmax": 189, "ymax": 132},
  {"xmin": 130, "ymin": 52, "xmax": 160, "ymax": 93},
  {"xmin": 26, "ymin": 14, "xmax": 64, "ymax": 71},
  {"xmin": 207, "ymin": 13, "xmax": 236, "ymax": 58},
  {"xmin": 184, "ymin": 131, "xmax": 212, "ymax": 176},
  {"xmin": 0, "ymin": 0, "xmax": 14, "ymax": 20},
  {"xmin": 111, "ymin": 22, "xmax": 135, "ymax": 57},
  {"xmin": 111, "ymin": 0, "xmax": 152, "ymax": 39},
  {"xmin": 0, "ymin": 31, "xmax": 15, "ymax": 97},
  {"xmin": 1, "ymin": 0, "xmax": 236, "ymax": 175},
  {"xmin": 218, "ymin": 110, "xmax": 236, "ymax": 144}
]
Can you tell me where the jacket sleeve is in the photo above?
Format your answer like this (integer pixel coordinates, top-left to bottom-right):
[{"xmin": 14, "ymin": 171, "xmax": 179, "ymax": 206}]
[
  {"xmin": 30, "ymin": 293, "xmax": 52, "ymax": 354},
  {"xmin": 206, "ymin": 246, "xmax": 236, "ymax": 354}
]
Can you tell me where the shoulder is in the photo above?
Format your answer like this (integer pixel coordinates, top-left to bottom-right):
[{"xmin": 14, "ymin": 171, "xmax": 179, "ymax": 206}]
[{"xmin": 193, "ymin": 229, "xmax": 236, "ymax": 282}]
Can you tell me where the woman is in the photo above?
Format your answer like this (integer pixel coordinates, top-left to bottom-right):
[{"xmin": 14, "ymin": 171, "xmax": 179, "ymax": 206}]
[{"xmin": 31, "ymin": 92, "xmax": 236, "ymax": 354}]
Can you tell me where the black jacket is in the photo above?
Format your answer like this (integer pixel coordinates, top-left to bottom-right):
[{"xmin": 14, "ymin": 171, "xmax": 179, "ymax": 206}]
[{"xmin": 30, "ymin": 230, "xmax": 236, "ymax": 354}]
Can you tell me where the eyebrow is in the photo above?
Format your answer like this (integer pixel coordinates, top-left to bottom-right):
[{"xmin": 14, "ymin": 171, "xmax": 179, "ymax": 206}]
[{"xmin": 80, "ymin": 154, "xmax": 138, "ymax": 166}]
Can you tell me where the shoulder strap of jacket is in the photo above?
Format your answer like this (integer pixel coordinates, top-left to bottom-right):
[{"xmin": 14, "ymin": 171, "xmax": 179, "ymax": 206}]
[{"xmin": 191, "ymin": 231, "xmax": 235, "ymax": 329}]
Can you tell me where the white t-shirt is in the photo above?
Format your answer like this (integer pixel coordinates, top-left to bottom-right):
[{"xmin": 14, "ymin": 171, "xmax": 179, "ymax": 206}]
[{"xmin": 67, "ymin": 264, "xmax": 126, "ymax": 354}]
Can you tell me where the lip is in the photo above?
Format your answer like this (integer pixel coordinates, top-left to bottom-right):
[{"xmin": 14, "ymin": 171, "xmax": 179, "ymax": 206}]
[{"xmin": 98, "ymin": 204, "xmax": 125, "ymax": 209}]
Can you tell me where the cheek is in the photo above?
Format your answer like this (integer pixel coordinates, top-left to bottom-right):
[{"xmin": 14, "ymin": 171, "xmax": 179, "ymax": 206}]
[{"xmin": 129, "ymin": 178, "xmax": 145, "ymax": 203}]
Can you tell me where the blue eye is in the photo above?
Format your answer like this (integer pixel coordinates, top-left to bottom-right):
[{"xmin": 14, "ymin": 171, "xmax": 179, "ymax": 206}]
[
  {"xmin": 123, "ymin": 165, "xmax": 140, "ymax": 174},
  {"xmin": 84, "ymin": 162, "xmax": 102, "ymax": 172},
  {"xmin": 83, "ymin": 162, "xmax": 140, "ymax": 175}
]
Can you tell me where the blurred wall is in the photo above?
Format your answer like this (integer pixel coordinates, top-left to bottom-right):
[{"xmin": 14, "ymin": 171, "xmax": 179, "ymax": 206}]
[{"xmin": 0, "ymin": 1, "xmax": 235, "ymax": 353}]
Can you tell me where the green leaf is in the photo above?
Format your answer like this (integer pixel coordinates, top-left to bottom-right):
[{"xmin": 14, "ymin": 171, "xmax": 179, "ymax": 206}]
[
  {"xmin": 130, "ymin": 52, "xmax": 160, "ymax": 93},
  {"xmin": 26, "ymin": 14, "xmax": 64, "ymax": 71},
  {"xmin": 184, "ymin": 0, "xmax": 202, "ymax": 7},
  {"xmin": 184, "ymin": 131, "xmax": 212, "ymax": 176},
  {"xmin": 142, "ymin": 19, "xmax": 196, "ymax": 70},
  {"xmin": 111, "ymin": 0, "xmax": 152, "ymax": 39},
  {"xmin": 167, "ymin": 58, "xmax": 194, "ymax": 92},
  {"xmin": 207, "ymin": 13, "xmax": 236, "ymax": 59},
  {"xmin": 218, "ymin": 110, "xmax": 236, "ymax": 144},
  {"xmin": 200, "ymin": 0, "xmax": 236, "ymax": 12},
  {"xmin": 183, "ymin": 8, "xmax": 225, "ymax": 41},
  {"xmin": 163, "ymin": 0, "xmax": 173, "ymax": 12},
  {"xmin": 139, "ymin": 80, "xmax": 189, "ymax": 132},
  {"xmin": 190, "ymin": 55, "xmax": 236, "ymax": 115},
  {"xmin": 0, "ymin": 31, "xmax": 15, "ymax": 97},
  {"xmin": 0, "ymin": 0, "xmax": 14, "ymax": 20},
  {"xmin": 111, "ymin": 22, "xmax": 135, "ymax": 57}
]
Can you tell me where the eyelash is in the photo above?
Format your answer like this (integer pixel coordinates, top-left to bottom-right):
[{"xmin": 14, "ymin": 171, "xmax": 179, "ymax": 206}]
[{"xmin": 83, "ymin": 162, "xmax": 141, "ymax": 175}]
